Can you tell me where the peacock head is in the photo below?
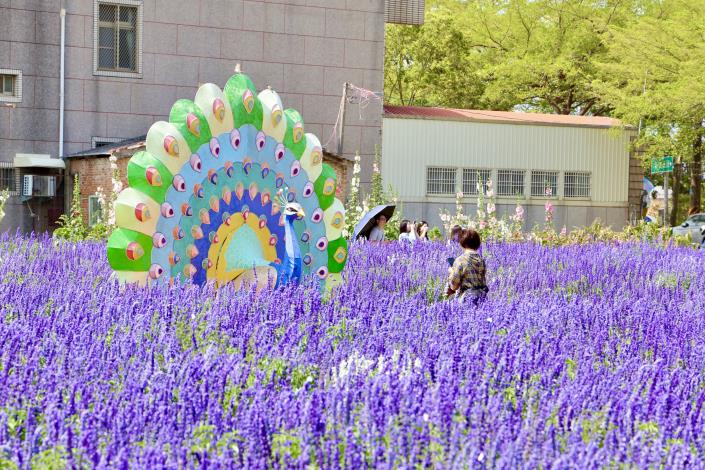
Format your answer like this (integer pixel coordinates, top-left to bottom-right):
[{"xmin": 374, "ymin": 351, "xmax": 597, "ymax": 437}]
[{"xmin": 284, "ymin": 202, "xmax": 305, "ymax": 221}]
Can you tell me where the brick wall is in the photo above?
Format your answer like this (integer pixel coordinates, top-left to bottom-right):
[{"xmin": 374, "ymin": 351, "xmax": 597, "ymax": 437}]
[{"xmin": 68, "ymin": 156, "xmax": 129, "ymax": 220}]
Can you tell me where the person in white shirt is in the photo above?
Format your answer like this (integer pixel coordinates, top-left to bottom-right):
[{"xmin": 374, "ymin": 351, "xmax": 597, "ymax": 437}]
[
  {"xmin": 398, "ymin": 220, "xmax": 417, "ymax": 242},
  {"xmin": 368, "ymin": 215, "xmax": 387, "ymax": 242}
]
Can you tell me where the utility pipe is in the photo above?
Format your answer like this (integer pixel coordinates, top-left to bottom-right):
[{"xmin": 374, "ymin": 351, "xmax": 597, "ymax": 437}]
[{"xmin": 59, "ymin": 8, "xmax": 66, "ymax": 158}]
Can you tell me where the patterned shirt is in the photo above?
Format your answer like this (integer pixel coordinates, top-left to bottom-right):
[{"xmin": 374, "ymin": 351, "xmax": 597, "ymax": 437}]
[{"xmin": 449, "ymin": 251, "xmax": 487, "ymax": 295}]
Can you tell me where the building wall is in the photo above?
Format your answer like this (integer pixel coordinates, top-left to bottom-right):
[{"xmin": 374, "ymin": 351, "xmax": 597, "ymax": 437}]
[
  {"xmin": 68, "ymin": 156, "xmax": 129, "ymax": 218},
  {"xmin": 382, "ymin": 117, "xmax": 635, "ymax": 231},
  {"xmin": 0, "ymin": 0, "xmax": 384, "ymax": 233}
]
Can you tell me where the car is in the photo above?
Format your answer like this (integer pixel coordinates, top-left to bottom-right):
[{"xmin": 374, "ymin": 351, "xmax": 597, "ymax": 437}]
[{"xmin": 672, "ymin": 213, "xmax": 705, "ymax": 244}]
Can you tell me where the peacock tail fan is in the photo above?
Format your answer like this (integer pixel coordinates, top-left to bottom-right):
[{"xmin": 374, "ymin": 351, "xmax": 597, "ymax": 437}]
[{"xmin": 107, "ymin": 73, "xmax": 347, "ymax": 291}]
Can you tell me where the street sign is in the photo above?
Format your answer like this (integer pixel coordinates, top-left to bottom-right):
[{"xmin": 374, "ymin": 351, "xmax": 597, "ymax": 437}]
[{"xmin": 651, "ymin": 156, "xmax": 674, "ymax": 174}]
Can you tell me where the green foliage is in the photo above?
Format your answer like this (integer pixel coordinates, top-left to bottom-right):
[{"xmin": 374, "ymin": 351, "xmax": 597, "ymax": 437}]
[
  {"xmin": 427, "ymin": 226, "xmax": 442, "ymax": 241},
  {"xmin": 53, "ymin": 175, "xmax": 88, "ymax": 242},
  {"xmin": 385, "ymin": 0, "xmax": 631, "ymax": 114},
  {"xmin": 54, "ymin": 175, "xmax": 115, "ymax": 242},
  {"xmin": 368, "ymin": 146, "xmax": 385, "ymax": 208}
]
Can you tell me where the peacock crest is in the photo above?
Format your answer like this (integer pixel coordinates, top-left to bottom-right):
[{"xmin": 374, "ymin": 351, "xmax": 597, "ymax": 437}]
[{"xmin": 107, "ymin": 73, "xmax": 347, "ymax": 291}]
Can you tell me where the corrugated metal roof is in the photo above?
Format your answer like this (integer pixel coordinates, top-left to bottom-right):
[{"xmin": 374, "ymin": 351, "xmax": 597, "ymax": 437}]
[
  {"xmin": 66, "ymin": 135, "xmax": 146, "ymax": 158},
  {"xmin": 384, "ymin": 105, "xmax": 626, "ymax": 129}
]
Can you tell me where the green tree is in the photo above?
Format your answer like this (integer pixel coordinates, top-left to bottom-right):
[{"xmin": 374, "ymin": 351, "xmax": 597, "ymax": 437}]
[
  {"xmin": 594, "ymin": 0, "xmax": 705, "ymax": 220},
  {"xmin": 385, "ymin": 0, "xmax": 634, "ymax": 114}
]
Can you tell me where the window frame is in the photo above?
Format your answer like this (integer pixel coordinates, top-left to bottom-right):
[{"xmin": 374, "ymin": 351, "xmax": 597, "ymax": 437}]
[
  {"xmin": 88, "ymin": 195, "xmax": 103, "ymax": 226},
  {"xmin": 426, "ymin": 166, "xmax": 458, "ymax": 196},
  {"xmin": 530, "ymin": 170, "xmax": 559, "ymax": 198},
  {"xmin": 0, "ymin": 69, "xmax": 22, "ymax": 103},
  {"xmin": 0, "ymin": 163, "xmax": 18, "ymax": 196},
  {"xmin": 91, "ymin": 136, "xmax": 124, "ymax": 149},
  {"xmin": 564, "ymin": 171, "xmax": 591, "ymax": 199},
  {"xmin": 93, "ymin": 0, "xmax": 143, "ymax": 78},
  {"xmin": 462, "ymin": 168, "xmax": 493, "ymax": 196},
  {"xmin": 496, "ymin": 169, "xmax": 526, "ymax": 197}
]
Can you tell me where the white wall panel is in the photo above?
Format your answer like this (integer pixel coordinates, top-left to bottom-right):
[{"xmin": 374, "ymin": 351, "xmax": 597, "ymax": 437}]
[{"xmin": 382, "ymin": 118, "xmax": 633, "ymax": 204}]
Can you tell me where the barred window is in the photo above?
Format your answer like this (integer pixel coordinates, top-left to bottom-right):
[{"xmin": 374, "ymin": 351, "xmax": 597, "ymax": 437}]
[
  {"xmin": 0, "ymin": 163, "xmax": 16, "ymax": 193},
  {"xmin": 88, "ymin": 195, "xmax": 103, "ymax": 226},
  {"xmin": 531, "ymin": 170, "xmax": 559, "ymax": 197},
  {"xmin": 92, "ymin": 136, "xmax": 123, "ymax": 149},
  {"xmin": 0, "ymin": 69, "xmax": 22, "ymax": 103},
  {"xmin": 426, "ymin": 167, "xmax": 457, "ymax": 195},
  {"xmin": 462, "ymin": 169, "xmax": 492, "ymax": 196},
  {"xmin": 94, "ymin": 1, "xmax": 142, "ymax": 77},
  {"xmin": 497, "ymin": 170, "xmax": 525, "ymax": 197},
  {"xmin": 564, "ymin": 172, "xmax": 591, "ymax": 198},
  {"xmin": 385, "ymin": 0, "xmax": 425, "ymax": 25}
]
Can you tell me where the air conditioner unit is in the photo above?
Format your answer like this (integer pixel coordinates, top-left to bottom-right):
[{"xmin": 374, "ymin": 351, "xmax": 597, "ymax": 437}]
[{"xmin": 22, "ymin": 175, "xmax": 56, "ymax": 197}]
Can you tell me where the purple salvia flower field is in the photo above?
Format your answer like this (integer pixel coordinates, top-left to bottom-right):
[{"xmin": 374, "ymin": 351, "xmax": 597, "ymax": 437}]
[{"xmin": 1, "ymin": 233, "xmax": 705, "ymax": 468}]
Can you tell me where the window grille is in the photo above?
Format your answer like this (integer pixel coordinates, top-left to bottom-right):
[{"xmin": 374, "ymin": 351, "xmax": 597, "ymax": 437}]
[
  {"xmin": 94, "ymin": 0, "xmax": 142, "ymax": 77},
  {"xmin": 462, "ymin": 169, "xmax": 492, "ymax": 196},
  {"xmin": 88, "ymin": 195, "xmax": 103, "ymax": 226},
  {"xmin": 0, "ymin": 69, "xmax": 22, "ymax": 103},
  {"xmin": 564, "ymin": 172, "xmax": 591, "ymax": 198},
  {"xmin": 426, "ymin": 167, "xmax": 457, "ymax": 195},
  {"xmin": 92, "ymin": 136, "xmax": 124, "ymax": 149},
  {"xmin": 385, "ymin": 0, "xmax": 425, "ymax": 25},
  {"xmin": 0, "ymin": 163, "xmax": 17, "ymax": 194},
  {"xmin": 531, "ymin": 170, "xmax": 559, "ymax": 197},
  {"xmin": 497, "ymin": 170, "xmax": 525, "ymax": 197}
]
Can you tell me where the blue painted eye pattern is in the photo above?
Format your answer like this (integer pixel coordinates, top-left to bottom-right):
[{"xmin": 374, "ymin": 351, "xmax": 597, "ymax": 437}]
[
  {"xmin": 173, "ymin": 175, "xmax": 186, "ymax": 192},
  {"xmin": 316, "ymin": 237, "xmax": 328, "ymax": 251},
  {"xmin": 161, "ymin": 203, "xmax": 175, "ymax": 218},
  {"xmin": 209, "ymin": 138, "xmax": 220, "ymax": 157},
  {"xmin": 303, "ymin": 182, "xmax": 314, "ymax": 198},
  {"xmin": 291, "ymin": 161, "xmax": 301, "ymax": 178},
  {"xmin": 190, "ymin": 154, "xmax": 202, "ymax": 172},
  {"xmin": 152, "ymin": 232, "xmax": 167, "ymax": 248},
  {"xmin": 311, "ymin": 208, "xmax": 323, "ymax": 223},
  {"xmin": 256, "ymin": 131, "xmax": 266, "ymax": 151},
  {"xmin": 275, "ymin": 143, "xmax": 285, "ymax": 161},
  {"xmin": 230, "ymin": 129, "xmax": 241, "ymax": 150}
]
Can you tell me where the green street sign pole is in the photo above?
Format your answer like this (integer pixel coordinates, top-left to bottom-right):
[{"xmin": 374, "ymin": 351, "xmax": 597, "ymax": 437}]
[{"xmin": 651, "ymin": 156, "xmax": 674, "ymax": 225}]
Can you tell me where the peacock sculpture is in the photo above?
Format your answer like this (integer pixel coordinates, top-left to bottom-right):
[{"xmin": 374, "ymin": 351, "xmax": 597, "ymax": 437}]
[{"xmin": 106, "ymin": 73, "xmax": 347, "ymax": 291}]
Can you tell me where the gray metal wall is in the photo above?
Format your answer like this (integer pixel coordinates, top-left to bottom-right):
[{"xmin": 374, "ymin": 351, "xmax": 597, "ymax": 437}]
[
  {"xmin": 382, "ymin": 117, "xmax": 635, "ymax": 232},
  {"xmin": 0, "ymin": 0, "xmax": 384, "ymax": 233}
]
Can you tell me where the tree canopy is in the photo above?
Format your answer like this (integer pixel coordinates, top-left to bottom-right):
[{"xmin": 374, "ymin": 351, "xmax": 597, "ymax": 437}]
[{"xmin": 385, "ymin": 0, "xmax": 705, "ymax": 218}]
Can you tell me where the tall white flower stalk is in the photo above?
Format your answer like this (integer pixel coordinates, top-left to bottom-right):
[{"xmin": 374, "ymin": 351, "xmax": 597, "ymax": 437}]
[
  {"xmin": 0, "ymin": 189, "xmax": 9, "ymax": 225},
  {"xmin": 344, "ymin": 153, "xmax": 364, "ymax": 239},
  {"xmin": 106, "ymin": 155, "xmax": 123, "ymax": 228}
]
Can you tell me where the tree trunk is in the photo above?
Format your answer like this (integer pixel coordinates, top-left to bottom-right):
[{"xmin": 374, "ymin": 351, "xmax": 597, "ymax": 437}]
[
  {"xmin": 670, "ymin": 159, "xmax": 681, "ymax": 227},
  {"xmin": 690, "ymin": 124, "xmax": 703, "ymax": 214}
]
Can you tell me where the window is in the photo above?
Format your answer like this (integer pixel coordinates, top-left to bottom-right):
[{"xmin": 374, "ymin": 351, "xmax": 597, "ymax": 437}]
[
  {"xmin": 385, "ymin": 0, "xmax": 425, "ymax": 25},
  {"xmin": 531, "ymin": 171, "xmax": 559, "ymax": 197},
  {"xmin": 88, "ymin": 195, "xmax": 103, "ymax": 226},
  {"xmin": 497, "ymin": 170, "xmax": 525, "ymax": 197},
  {"xmin": 0, "ymin": 69, "xmax": 22, "ymax": 103},
  {"xmin": 94, "ymin": 1, "xmax": 142, "ymax": 77},
  {"xmin": 426, "ymin": 167, "xmax": 457, "ymax": 195},
  {"xmin": 564, "ymin": 172, "xmax": 591, "ymax": 198},
  {"xmin": 462, "ymin": 169, "xmax": 492, "ymax": 196},
  {"xmin": 0, "ymin": 163, "xmax": 16, "ymax": 194},
  {"xmin": 92, "ymin": 136, "xmax": 123, "ymax": 149}
]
